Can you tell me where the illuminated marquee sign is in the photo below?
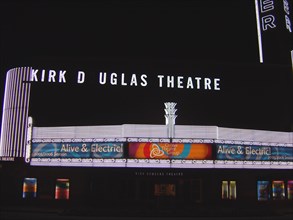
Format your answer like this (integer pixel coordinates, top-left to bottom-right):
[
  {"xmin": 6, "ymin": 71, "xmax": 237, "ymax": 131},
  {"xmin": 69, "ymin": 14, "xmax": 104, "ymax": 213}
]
[
  {"xmin": 31, "ymin": 142, "xmax": 124, "ymax": 159},
  {"xmin": 255, "ymin": 0, "xmax": 292, "ymax": 64},
  {"xmin": 258, "ymin": 0, "xmax": 291, "ymax": 32},
  {"xmin": 216, "ymin": 145, "xmax": 293, "ymax": 161},
  {"xmin": 129, "ymin": 143, "xmax": 212, "ymax": 160},
  {"xmin": 29, "ymin": 69, "xmax": 221, "ymax": 91}
]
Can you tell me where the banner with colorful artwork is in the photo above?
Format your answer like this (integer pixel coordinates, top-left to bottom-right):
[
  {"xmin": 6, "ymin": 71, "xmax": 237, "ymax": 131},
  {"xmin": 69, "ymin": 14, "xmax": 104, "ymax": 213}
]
[{"xmin": 128, "ymin": 143, "xmax": 212, "ymax": 160}]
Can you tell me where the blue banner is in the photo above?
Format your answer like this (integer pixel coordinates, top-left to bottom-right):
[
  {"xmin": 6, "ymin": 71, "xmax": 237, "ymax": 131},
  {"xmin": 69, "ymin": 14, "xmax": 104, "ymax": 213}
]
[
  {"xmin": 216, "ymin": 145, "xmax": 293, "ymax": 161},
  {"xmin": 244, "ymin": 146, "xmax": 271, "ymax": 161},
  {"xmin": 31, "ymin": 142, "xmax": 124, "ymax": 158},
  {"xmin": 216, "ymin": 145, "xmax": 245, "ymax": 160},
  {"xmin": 270, "ymin": 147, "xmax": 293, "ymax": 161}
]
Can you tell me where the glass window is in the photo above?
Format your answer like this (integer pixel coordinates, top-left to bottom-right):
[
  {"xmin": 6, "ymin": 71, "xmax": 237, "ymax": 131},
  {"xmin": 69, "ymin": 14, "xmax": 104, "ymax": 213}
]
[
  {"xmin": 190, "ymin": 179, "xmax": 202, "ymax": 202},
  {"xmin": 222, "ymin": 180, "xmax": 237, "ymax": 200},
  {"xmin": 272, "ymin": 180, "xmax": 285, "ymax": 200},
  {"xmin": 287, "ymin": 180, "xmax": 293, "ymax": 200},
  {"xmin": 154, "ymin": 184, "xmax": 176, "ymax": 196},
  {"xmin": 229, "ymin": 181, "xmax": 237, "ymax": 200},
  {"xmin": 55, "ymin": 179, "xmax": 70, "ymax": 200},
  {"xmin": 23, "ymin": 178, "xmax": 37, "ymax": 198},
  {"xmin": 257, "ymin": 181, "xmax": 270, "ymax": 201},
  {"xmin": 221, "ymin": 181, "xmax": 229, "ymax": 199}
]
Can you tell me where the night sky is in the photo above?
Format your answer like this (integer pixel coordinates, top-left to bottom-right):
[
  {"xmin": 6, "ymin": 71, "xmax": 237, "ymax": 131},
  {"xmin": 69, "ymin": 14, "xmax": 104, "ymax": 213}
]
[{"xmin": 0, "ymin": 0, "xmax": 292, "ymax": 132}]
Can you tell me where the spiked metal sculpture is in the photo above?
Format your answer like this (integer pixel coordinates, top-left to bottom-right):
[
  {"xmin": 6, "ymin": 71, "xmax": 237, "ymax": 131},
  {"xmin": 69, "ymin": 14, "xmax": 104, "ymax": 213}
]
[{"xmin": 164, "ymin": 102, "xmax": 177, "ymax": 138}]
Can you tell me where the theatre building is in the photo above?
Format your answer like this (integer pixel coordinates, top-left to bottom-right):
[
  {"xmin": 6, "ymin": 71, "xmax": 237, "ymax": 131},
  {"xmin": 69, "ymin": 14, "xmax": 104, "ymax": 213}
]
[
  {"xmin": 1, "ymin": 0, "xmax": 293, "ymax": 217},
  {"xmin": 0, "ymin": 66, "xmax": 292, "ymax": 217},
  {"xmin": 1, "ymin": 118, "xmax": 293, "ymax": 216}
]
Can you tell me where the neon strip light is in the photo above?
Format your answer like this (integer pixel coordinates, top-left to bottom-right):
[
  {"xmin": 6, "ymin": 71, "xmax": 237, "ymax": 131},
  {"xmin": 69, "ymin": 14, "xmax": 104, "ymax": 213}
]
[
  {"xmin": 10, "ymin": 70, "xmax": 17, "ymax": 156},
  {"xmin": 291, "ymin": 50, "xmax": 293, "ymax": 71},
  {"xmin": 15, "ymin": 68, "xmax": 21, "ymax": 156},
  {"xmin": 0, "ymin": 71, "xmax": 10, "ymax": 155},
  {"xmin": 255, "ymin": 0, "xmax": 264, "ymax": 63},
  {"xmin": 29, "ymin": 158, "xmax": 293, "ymax": 169},
  {"xmin": 23, "ymin": 68, "xmax": 31, "ymax": 156}
]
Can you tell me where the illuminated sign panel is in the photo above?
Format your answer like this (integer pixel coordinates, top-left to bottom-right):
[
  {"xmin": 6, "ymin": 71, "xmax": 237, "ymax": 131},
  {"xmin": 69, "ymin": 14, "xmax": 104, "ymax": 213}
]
[
  {"xmin": 216, "ymin": 145, "xmax": 293, "ymax": 161},
  {"xmin": 129, "ymin": 143, "xmax": 212, "ymax": 160},
  {"xmin": 288, "ymin": 180, "xmax": 293, "ymax": 200},
  {"xmin": 270, "ymin": 146, "xmax": 293, "ymax": 161},
  {"xmin": 31, "ymin": 142, "xmax": 293, "ymax": 162},
  {"xmin": 55, "ymin": 179, "xmax": 70, "ymax": 200},
  {"xmin": 257, "ymin": 181, "xmax": 270, "ymax": 201},
  {"xmin": 22, "ymin": 178, "xmax": 37, "ymax": 199},
  {"xmin": 255, "ymin": 0, "xmax": 292, "ymax": 64},
  {"xmin": 272, "ymin": 180, "xmax": 285, "ymax": 199},
  {"xmin": 31, "ymin": 142, "xmax": 124, "ymax": 159}
]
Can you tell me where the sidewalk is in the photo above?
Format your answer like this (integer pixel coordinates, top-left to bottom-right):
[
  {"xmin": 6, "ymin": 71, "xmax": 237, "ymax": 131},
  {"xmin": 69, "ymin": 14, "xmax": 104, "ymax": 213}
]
[{"xmin": 1, "ymin": 202, "xmax": 293, "ymax": 220}]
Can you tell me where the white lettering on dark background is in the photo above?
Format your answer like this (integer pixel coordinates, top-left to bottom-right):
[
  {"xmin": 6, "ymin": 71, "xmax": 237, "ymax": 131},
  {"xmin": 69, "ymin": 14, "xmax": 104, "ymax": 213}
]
[{"xmin": 29, "ymin": 69, "xmax": 222, "ymax": 91}]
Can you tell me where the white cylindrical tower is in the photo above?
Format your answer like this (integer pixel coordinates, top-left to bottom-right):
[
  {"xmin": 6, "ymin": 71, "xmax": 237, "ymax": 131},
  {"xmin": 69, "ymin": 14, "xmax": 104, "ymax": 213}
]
[{"xmin": 0, "ymin": 67, "xmax": 32, "ymax": 157}]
